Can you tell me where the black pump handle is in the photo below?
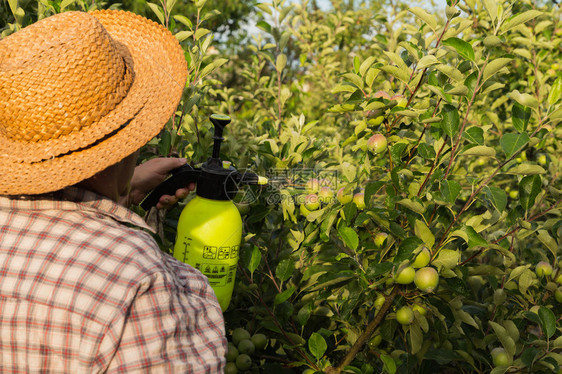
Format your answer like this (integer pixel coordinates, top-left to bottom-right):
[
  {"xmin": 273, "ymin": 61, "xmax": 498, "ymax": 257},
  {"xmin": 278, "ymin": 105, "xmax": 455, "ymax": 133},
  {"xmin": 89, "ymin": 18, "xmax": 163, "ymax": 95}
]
[{"xmin": 140, "ymin": 164, "xmax": 201, "ymax": 210}]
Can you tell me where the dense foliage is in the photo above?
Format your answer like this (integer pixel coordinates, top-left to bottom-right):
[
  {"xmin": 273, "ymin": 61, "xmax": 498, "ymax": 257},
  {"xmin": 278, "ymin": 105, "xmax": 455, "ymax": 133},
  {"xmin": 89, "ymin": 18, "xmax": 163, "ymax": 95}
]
[{"xmin": 2, "ymin": 0, "xmax": 562, "ymax": 373}]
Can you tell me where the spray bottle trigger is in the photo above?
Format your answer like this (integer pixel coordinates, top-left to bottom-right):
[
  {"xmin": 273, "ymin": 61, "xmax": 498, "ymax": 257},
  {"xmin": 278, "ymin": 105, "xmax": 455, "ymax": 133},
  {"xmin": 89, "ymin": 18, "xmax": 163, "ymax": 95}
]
[{"xmin": 140, "ymin": 164, "xmax": 201, "ymax": 211}]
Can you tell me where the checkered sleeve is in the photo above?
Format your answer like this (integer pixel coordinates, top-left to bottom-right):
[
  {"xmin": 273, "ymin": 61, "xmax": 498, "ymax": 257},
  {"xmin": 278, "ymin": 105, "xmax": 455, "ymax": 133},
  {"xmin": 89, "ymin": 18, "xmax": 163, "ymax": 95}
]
[{"xmin": 98, "ymin": 270, "xmax": 227, "ymax": 373}]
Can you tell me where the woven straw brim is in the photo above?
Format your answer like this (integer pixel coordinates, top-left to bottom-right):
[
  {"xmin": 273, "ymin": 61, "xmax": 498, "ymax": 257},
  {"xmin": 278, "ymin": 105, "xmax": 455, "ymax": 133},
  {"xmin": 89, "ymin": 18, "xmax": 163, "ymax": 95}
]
[{"xmin": 0, "ymin": 10, "xmax": 187, "ymax": 195}]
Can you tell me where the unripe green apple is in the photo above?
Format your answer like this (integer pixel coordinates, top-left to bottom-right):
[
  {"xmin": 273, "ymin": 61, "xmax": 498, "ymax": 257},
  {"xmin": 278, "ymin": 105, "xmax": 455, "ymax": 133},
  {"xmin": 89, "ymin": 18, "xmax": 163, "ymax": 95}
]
[
  {"xmin": 555, "ymin": 287, "xmax": 562, "ymax": 303},
  {"xmin": 396, "ymin": 306, "xmax": 414, "ymax": 325},
  {"xmin": 394, "ymin": 266, "xmax": 415, "ymax": 284},
  {"xmin": 491, "ymin": 347, "xmax": 511, "ymax": 367},
  {"xmin": 412, "ymin": 303, "xmax": 427, "ymax": 316},
  {"xmin": 336, "ymin": 187, "xmax": 353, "ymax": 204},
  {"xmin": 304, "ymin": 194, "xmax": 320, "ymax": 211},
  {"xmin": 555, "ymin": 273, "xmax": 562, "ymax": 285},
  {"xmin": 538, "ymin": 154, "xmax": 547, "ymax": 165},
  {"xmin": 374, "ymin": 232, "xmax": 388, "ymax": 248},
  {"xmin": 367, "ymin": 133, "xmax": 387, "ymax": 154},
  {"xmin": 367, "ymin": 333, "xmax": 382, "ymax": 348},
  {"xmin": 353, "ymin": 192, "xmax": 366, "ymax": 210},
  {"xmin": 318, "ymin": 186, "xmax": 333, "ymax": 204},
  {"xmin": 414, "ymin": 267, "xmax": 439, "ymax": 293},
  {"xmin": 412, "ymin": 247, "xmax": 431, "ymax": 268},
  {"xmin": 305, "ymin": 178, "xmax": 320, "ymax": 193},
  {"xmin": 509, "ymin": 190, "xmax": 519, "ymax": 199},
  {"xmin": 536, "ymin": 261, "xmax": 553, "ymax": 278}
]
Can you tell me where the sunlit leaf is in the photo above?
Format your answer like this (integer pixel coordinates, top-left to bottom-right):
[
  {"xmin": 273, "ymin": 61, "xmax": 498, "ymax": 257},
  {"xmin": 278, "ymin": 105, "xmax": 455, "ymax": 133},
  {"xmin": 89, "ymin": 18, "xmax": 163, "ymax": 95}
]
[{"xmin": 442, "ymin": 37, "xmax": 475, "ymax": 61}]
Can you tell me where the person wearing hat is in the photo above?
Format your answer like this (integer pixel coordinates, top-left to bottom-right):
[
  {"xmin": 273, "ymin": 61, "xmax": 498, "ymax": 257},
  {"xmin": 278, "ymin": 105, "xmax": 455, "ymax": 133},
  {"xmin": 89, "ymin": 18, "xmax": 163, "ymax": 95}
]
[{"xmin": 0, "ymin": 10, "xmax": 226, "ymax": 373}]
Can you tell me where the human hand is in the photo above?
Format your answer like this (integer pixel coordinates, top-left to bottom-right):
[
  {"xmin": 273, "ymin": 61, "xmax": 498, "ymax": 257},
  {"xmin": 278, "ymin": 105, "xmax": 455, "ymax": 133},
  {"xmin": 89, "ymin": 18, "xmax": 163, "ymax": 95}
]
[{"xmin": 125, "ymin": 158, "xmax": 195, "ymax": 209}]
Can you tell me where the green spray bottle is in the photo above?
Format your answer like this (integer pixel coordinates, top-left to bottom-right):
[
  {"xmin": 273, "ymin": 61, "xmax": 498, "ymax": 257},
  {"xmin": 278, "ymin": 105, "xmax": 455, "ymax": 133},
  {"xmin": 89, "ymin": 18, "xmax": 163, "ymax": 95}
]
[{"xmin": 141, "ymin": 114, "xmax": 267, "ymax": 311}]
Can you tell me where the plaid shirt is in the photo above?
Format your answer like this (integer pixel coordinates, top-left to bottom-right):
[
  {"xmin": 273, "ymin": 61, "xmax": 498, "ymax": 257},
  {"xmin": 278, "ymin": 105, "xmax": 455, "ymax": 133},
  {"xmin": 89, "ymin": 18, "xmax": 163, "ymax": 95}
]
[{"xmin": 0, "ymin": 187, "xmax": 226, "ymax": 373}]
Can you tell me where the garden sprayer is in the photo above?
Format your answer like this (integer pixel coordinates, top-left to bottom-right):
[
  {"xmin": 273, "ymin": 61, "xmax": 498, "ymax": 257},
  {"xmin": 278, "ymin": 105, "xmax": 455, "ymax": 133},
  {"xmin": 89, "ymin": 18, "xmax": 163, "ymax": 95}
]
[{"xmin": 141, "ymin": 114, "xmax": 267, "ymax": 311}]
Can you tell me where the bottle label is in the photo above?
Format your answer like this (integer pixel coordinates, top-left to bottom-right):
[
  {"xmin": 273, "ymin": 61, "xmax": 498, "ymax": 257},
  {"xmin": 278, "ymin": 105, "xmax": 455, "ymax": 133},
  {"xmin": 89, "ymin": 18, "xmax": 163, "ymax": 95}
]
[{"xmin": 192, "ymin": 263, "xmax": 237, "ymax": 287}]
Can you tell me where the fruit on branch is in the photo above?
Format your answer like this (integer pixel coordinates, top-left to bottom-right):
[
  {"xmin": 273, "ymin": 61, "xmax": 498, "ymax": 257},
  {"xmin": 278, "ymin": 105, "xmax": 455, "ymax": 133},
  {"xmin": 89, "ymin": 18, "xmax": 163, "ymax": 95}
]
[
  {"xmin": 353, "ymin": 191, "xmax": 366, "ymax": 210},
  {"xmin": 412, "ymin": 247, "xmax": 431, "ymax": 268},
  {"xmin": 304, "ymin": 194, "xmax": 320, "ymax": 211},
  {"xmin": 396, "ymin": 306, "xmax": 414, "ymax": 325},
  {"xmin": 536, "ymin": 261, "xmax": 553, "ymax": 278},
  {"xmin": 394, "ymin": 265, "xmax": 415, "ymax": 284},
  {"xmin": 414, "ymin": 267, "xmax": 439, "ymax": 293},
  {"xmin": 336, "ymin": 187, "xmax": 353, "ymax": 204},
  {"xmin": 367, "ymin": 133, "xmax": 387, "ymax": 154}
]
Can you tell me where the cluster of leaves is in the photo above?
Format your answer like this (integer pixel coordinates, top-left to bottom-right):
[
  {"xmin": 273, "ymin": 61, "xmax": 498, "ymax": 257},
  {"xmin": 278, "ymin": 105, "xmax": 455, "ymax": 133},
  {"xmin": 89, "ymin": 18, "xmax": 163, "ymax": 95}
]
[{"xmin": 4, "ymin": 0, "xmax": 561, "ymax": 373}]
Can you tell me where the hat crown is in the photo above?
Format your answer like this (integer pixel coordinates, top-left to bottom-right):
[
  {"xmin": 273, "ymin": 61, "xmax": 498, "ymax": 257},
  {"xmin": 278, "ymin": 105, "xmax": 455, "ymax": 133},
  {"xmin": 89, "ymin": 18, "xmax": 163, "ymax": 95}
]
[{"xmin": 0, "ymin": 11, "xmax": 133, "ymax": 143}]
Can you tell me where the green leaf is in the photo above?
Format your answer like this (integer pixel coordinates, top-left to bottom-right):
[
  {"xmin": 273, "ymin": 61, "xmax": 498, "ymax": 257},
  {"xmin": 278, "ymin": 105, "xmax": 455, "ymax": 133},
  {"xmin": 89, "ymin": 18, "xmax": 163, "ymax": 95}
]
[
  {"xmin": 409, "ymin": 323, "xmax": 423, "ymax": 354},
  {"xmin": 397, "ymin": 199, "xmax": 425, "ymax": 215},
  {"xmin": 548, "ymin": 76, "xmax": 562, "ymax": 106},
  {"xmin": 59, "ymin": 0, "xmax": 75, "ymax": 11},
  {"xmin": 415, "ymin": 220, "xmax": 435, "ymax": 248},
  {"xmin": 482, "ymin": 0, "xmax": 498, "ymax": 22},
  {"xmin": 461, "ymin": 145, "xmax": 496, "ymax": 157},
  {"xmin": 256, "ymin": 20, "xmax": 271, "ymax": 33},
  {"xmin": 343, "ymin": 72, "xmax": 364, "ymax": 89},
  {"xmin": 537, "ymin": 230, "xmax": 559, "ymax": 257},
  {"xmin": 353, "ymin": 55, "xmax": 360, "ymax": 73},
  {"xmin": 408, "ymin": 7, "xmax": 438, "ymax": 31},
  {"xmin": 441, "ymin": 180, "xmax": 461, "ymax": 203},
  {"xmin": 440, "ymin": 104, "xmax": 460, "ymax": 138},
  {"xmin": 500, "ymin": 132, "xmax": 530, "ymax": 157},
  {"xmin": 380, "ymin": 353, "xmax": 397, "ymax": 374},
  {"xmin": 465, "ymin": 226, "xmax": 487, "ymax": 248},
  {"xmin": 308, "ymin": 332, "xmax": 327, "ymax": 360},
  {"xmin": 158, "ymin": 130, "xmax": 171, "ymax": 156},
  {"xmin": 432, "ymin": 249, "xmax": 460, "ymax": 269},
  {"xmin": 276, "ymin": 259, "xmax": 295, "ymax": 282},
  {"xmin": 199, "ymin": 58, "xmax": 228, "ymax": 79},
  {"xmin": 463, "ymin": 127, "xmax": 484, "ymax": 144},
  {"xmin": 512, "ymin": 102, "xmax": 532, "ymax": 133},
  {"xmin": 506, "ymin": 164, "xmax": 546, "ymax": 175},
  {"xmin": 489, "ymin": 321, "xmax": 516, "ymax": 357},
  {"xmin": 194, "ymin": 28, "xmax": 211, "ymax": 41},
  {"xmin": 338, "ymin": 226, "xmax": 359, "ymax": 250},
  {"xmin": 519, "ymin": 175, "xmax": 541, "ymax": 211},
  {"xmin": 417, "ymin": 55, "xmax": 440, "ymax": 70},
  {"xmin": 8, "ymin": 0, "xmax": 17, "ymax": 15},
  {"xmin": 274, "ymin": 286, "xmax": 295, "ymax": 305},
  {"xmin": 175, "ymin": 30, "xmax": 194, "ymax": 42},
  {"xmin": 147, "ymin": 2, "xmax": 165, "ymax": 25},
  {"xmin": 442, "ymin": 37, "xmax": 475, "ymax": 61},
  {"xmin": 500, "ymin": 10, "xmax": 543, "ymax": 34},
  {"xmin": 359, "ymin": 56, "xmax": 377, "ymax": 77},
  {"xmin": 484, "ymin": 186, "xmax": 507, "ymax": 212},
  {"xmin": 248, "ymin": 245, "xmax": 261, "ymax": 275},
  {"xmin": 508, "ymin": 90, "xmax": 539, "ymax": 109},
  {"xmin": 483, "ymin": 58, "xmax": 512, "ymax": 83},
  {"xmin": 379, "ymin": 65, "xmax": 410, "ymax": 84},
  {"xmin": 538, "ymin": 307, "xmax": 556, "ymax": 338},
  {"xmin": 395, "ymin": 237, "xmax": 423, "ymax": 263}
]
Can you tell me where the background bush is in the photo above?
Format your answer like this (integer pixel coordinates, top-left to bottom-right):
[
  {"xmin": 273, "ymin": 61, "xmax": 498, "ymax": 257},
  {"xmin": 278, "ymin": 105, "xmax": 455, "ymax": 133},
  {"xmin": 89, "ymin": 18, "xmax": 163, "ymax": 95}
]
[{"xmin": 2, "ymin": 0, "xmax": 562, "ymax": 372}]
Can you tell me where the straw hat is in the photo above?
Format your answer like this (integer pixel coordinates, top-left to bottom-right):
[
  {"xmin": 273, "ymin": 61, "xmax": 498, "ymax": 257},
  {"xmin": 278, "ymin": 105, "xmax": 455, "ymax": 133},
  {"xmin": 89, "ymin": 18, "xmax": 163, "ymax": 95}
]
[{"xmin": 0, "ymin": 10, "xmax": 187, "ymax": 195}]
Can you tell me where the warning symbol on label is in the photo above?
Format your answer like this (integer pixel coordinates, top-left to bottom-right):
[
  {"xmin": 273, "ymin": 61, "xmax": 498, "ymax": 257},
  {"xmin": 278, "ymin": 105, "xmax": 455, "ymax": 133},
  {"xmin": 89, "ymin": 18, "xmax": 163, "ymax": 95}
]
[{"xmin": 201, "ymin": 263, "xmax": 229, "ymax": 286}]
